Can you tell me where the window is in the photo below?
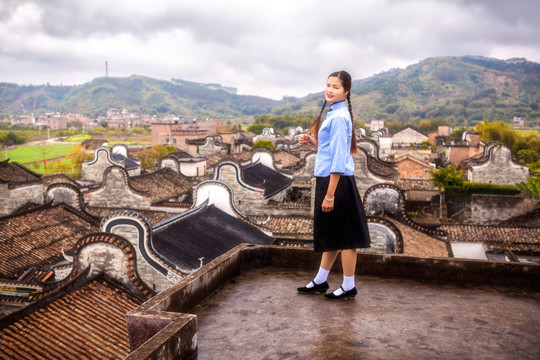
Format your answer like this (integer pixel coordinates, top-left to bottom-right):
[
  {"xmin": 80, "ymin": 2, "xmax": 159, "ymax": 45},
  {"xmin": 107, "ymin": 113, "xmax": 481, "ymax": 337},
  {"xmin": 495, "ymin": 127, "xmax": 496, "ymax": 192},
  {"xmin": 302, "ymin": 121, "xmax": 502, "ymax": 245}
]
[{"xmin": 173, "ymin": 138, "xmax": 177, "ymax": 144}]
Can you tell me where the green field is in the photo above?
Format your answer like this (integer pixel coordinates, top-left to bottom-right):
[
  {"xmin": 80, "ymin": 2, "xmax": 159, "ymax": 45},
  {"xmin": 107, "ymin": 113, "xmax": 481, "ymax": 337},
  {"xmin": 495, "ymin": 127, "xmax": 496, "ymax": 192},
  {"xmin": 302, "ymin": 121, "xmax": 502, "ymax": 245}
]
[
  {"xmin": 64, "ymin": 134, "xmax": 92, "ymax": 142},
  {"xmin": 1, "ymin": 144, "xmax": 78, "ymax": 164},
  {"xmin": 28, "ymin": 157, "xmax": 78, "ymax": 175}
]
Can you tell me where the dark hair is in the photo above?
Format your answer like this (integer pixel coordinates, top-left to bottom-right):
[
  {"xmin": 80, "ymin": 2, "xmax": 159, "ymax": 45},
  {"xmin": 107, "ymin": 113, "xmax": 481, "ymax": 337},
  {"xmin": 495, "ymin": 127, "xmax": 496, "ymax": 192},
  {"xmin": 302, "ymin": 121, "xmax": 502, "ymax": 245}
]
[{"xmin": 306, "ymin": 70, "xmax": 358, "ymax": 154}]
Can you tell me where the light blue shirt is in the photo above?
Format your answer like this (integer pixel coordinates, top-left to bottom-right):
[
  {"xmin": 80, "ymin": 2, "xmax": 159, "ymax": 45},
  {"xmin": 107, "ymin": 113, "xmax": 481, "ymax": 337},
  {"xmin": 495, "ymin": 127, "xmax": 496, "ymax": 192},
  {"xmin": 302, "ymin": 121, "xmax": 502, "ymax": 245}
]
[{"xmin": 314, "ymin": 101, "xmax": 355, "ymax": 177}]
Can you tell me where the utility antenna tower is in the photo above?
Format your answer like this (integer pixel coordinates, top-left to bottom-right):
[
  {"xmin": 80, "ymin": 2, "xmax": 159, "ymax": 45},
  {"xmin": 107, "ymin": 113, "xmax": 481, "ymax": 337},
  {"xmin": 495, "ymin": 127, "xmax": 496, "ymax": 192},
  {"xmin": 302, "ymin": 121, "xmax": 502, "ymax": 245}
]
[{"xmin": 105, "ymin": 61, "xmax": 108, "ymax": 77}]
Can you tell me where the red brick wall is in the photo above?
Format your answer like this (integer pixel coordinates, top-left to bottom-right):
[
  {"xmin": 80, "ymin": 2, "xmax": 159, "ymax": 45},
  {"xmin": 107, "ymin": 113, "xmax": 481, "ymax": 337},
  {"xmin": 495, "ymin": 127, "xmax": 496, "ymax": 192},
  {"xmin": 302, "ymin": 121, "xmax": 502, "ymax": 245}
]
[{"xmin": 396, "ymin": 159, "xmax": 429, "ymax": 178}]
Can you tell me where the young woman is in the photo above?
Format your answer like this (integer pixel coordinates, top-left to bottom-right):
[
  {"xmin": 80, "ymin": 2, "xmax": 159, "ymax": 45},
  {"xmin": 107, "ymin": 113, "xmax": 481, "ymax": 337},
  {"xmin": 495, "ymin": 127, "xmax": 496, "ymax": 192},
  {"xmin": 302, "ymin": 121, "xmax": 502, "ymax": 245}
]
[{"xmin": 297, "ymin": 70, "xmax": 371, "ymax": 300}]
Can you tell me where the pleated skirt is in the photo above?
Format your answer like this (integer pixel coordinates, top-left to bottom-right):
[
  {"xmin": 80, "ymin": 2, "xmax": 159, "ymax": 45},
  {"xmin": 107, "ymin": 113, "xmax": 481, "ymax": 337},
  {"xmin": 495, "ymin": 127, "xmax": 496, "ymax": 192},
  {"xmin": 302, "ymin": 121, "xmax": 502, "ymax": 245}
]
[{"xmin": 313, "ymin": 175, "xmax": 371, "ymax": 252}]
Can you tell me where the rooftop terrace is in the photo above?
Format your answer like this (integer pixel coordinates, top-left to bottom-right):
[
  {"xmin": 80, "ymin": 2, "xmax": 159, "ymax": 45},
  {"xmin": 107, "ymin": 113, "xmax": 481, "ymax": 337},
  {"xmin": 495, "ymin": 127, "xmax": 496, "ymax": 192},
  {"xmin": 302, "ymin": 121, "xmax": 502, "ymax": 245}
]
[
  {"xmin": 125, "ymin": 245, "xmax": 540, "ymax": 359},
  {"xmin": 194, "ymin": 268, "xmax": 540, "ymax": 359}
]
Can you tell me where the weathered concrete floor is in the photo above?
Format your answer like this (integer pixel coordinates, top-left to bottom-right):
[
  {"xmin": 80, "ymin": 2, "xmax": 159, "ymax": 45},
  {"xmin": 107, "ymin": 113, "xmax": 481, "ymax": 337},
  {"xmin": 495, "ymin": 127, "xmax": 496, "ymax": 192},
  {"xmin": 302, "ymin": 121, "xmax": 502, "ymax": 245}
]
[{"xmin": 192, "ymin": 268, "xmax": 540, "ymax": 359}]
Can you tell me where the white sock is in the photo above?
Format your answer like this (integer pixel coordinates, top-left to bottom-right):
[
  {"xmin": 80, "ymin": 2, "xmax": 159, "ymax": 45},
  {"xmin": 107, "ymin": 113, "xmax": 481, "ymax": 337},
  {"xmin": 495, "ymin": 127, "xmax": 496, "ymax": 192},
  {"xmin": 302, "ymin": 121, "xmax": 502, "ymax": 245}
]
[
  {"xmin": 306, "ymin": 267, "xmax": 330, "ymax": 288},
  {"xmin": 333, "ymin": 275, "xmax": 355, "ymax": 295}
]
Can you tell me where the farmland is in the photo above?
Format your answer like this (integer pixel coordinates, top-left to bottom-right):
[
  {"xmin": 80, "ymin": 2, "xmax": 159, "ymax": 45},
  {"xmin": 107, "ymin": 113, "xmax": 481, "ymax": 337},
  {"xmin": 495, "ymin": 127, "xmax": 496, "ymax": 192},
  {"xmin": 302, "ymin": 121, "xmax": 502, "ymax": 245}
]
[{"xmin": 1, "ymin": 144, "xmax": 78, "ymax": 164}]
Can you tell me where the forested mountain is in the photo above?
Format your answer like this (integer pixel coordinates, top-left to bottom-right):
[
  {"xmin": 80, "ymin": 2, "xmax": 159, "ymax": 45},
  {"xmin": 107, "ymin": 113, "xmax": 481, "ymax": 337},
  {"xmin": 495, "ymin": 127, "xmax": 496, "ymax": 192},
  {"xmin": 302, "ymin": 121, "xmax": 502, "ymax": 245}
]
[
  {"xmin": 287, "ymin": 56, "xmax": 540, "ymax": 125},
  {"xmin": 1, "ymin": 56, "xmax": 539, "ymax": 125},
  {"xmin": 0, "ymin": 76, "xmax": 279, "ymax": 119}
]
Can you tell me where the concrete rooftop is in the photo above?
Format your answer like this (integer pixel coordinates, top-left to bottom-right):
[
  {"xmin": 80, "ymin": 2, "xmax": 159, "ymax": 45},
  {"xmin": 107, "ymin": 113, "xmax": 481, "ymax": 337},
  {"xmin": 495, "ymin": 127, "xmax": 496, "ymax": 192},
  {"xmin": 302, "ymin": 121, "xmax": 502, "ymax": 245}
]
[
  {"xmin": 193, "ymin": 268, "xmax": 540, "ymax": 359},
  {"xmin": 124, "ymin": 245, "xmax": 540, "ymax": 359}
]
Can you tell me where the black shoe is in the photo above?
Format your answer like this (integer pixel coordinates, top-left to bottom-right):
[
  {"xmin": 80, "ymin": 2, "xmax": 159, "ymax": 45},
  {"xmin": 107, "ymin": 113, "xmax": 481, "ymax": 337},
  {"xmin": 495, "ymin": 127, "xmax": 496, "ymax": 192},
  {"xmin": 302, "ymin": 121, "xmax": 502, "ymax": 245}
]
[
  {"xmin": 324, "ymin": 286, "xmax": 357, "ymax": 300},
  {"xmin": 297, "ymin": 280, "xmax": 329, "ymax": 294}
]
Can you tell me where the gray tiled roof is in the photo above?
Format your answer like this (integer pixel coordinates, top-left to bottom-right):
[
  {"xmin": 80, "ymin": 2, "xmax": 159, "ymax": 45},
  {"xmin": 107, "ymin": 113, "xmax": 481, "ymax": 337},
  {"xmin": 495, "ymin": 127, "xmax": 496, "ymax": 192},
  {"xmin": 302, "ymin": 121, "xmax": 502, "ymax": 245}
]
[{"xmin": 152, "ymin": 204, "xmax": 274, "ymax": 271}]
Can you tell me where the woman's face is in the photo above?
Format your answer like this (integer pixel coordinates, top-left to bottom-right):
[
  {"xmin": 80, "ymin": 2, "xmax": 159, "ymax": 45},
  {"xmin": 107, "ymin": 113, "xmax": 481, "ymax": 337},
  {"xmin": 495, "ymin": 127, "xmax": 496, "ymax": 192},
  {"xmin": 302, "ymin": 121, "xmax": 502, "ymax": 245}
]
[{"xmin": 325, "ymin": 76, "xmax": 348, "ymax": 104}]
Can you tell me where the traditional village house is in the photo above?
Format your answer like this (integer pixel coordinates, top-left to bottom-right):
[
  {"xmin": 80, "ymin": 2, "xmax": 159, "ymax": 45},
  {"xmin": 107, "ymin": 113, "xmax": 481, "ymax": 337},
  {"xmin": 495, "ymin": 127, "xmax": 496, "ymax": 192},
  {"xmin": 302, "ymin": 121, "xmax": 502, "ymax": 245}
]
[
  {"xmin": 273, "ymin": 149, "xmax": 301, "ymax": 170},
  {"xmin": 99, "ymin": 179, "xmax": 273, "ymax": 293},
  {"xmin": 392, "ymin": 154, "xmax": 435, "ymax": 180},
  {"xmin": 368, "ymin": 119, "xmax": 385, "ymax": 132},
  {"xmin": 0, "ymin": 160, "xmax": 44, "ymax": 216},
  {"xmin": 151, "ymin": 122, "xmax": 209, "ymax": 150},
  {"xmin": 388, "ymin": 125, "xmax": 431, "ymax": 162},
  {"xmin": 8, "ymin": 115, "xmax": 35, "ymax": 127},
  {"xmin": 363, "ymin": 184, "xmax": 448, "ymax": 255},
  {"xmin": 218, "ymin": 131, "xmax": 254, "ymax": 154},
  {"xmin": 213, "ymin": 149, "xmax": 293, "ymax": 216},
  {"xmin": 159, "ymin": 151, "xmax": 207, "ymax": 178},
  {"xmin": 82, "ymin": 145, "xmax": 140, "ymax": 183},
  {"xmin": 0, "ymin": 203, "xmax": 100, "ymax": 315},
  {"xmin": 392, "ymin": 125, "xmax": 429, "ymax": 146},
  {"xmin": 0, "ymin": 160, "xmax": 89, "ymax": 216},
  {"xmin": 392, "ymin": 154, "xmax": 439, "ymax": 213},
  {"xmin": 0, "ymin": 231, "xmax": 153, "ymax": 359},
  {"xmin": 35, "ymin": 113, "xmax": 90, "ymax": 130},
  {"xmin": 439, "ymin": 130, "xmax": 484, "ymax": 166},
  {"xmin": 83, "ymin": 166, "xmax": 192, "ymax": 215},
  {"xmin": 40, "ymin": 173, "xmax": 81, "ymax": 189},
  {"xmin": 464, "ymin": 142, "xmax": 529, "ymax": 185},
  {"xmin": 252, "ymin": 127, "xmax": 281, "ymax": 144},
  {"xmin": 186, "ymin": 136, "xmax": 222, "ymax": 156},
  {"xmin": 427, "ymin": 125, "xmax": 452, "ymax": 146}
]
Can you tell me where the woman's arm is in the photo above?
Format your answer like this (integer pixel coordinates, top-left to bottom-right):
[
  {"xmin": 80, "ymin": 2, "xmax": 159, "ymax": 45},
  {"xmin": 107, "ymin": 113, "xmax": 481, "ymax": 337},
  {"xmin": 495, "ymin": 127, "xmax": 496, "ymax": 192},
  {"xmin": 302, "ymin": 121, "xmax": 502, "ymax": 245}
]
[{"xmin": 322, "ymin": 172, "xmax": 340, "ymax": 212}]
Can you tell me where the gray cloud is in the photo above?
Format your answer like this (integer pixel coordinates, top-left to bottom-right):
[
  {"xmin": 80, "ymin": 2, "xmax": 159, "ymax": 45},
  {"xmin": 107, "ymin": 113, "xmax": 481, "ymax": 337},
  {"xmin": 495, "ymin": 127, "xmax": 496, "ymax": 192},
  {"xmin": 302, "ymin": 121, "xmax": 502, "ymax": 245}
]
[{"xmin": 1, "ymin": 0, "xmax": 539, "ymax": 99}]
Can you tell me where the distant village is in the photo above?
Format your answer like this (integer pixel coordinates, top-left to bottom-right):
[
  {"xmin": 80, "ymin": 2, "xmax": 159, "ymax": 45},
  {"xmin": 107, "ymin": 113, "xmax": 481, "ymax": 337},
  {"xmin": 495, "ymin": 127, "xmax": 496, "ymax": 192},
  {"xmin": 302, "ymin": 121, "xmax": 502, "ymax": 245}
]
[
  {"xmin": 2, "ymin": 108, "xmax": 196, "ymax": 130},
  {"xmin": 0, "ymin": 107, "xmax": 539, "ymax": 358}
]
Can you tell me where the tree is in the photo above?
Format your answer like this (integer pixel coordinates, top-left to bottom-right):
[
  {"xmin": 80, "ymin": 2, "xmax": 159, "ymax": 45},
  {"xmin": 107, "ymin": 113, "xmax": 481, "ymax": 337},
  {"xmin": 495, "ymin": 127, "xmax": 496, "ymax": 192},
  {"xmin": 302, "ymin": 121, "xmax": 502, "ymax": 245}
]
[
  {"xmin": 65, "ymin": 145, "xmax": 94, "ymax": 178},
  {"xmin": 475, "ymin": 120, "xmax": 516, "ymax": 147},
  {"xmin": 252, "ymin": 140, "xmax": 275, "ymax": 152},
  {"xmin": 449, "ymin": 127, "xmax": 467, "ymax": 142},
  {"xmin": 517, "ymin": 149, "xmax": 540, "ymax": 164},
  {"xmin": 0, "ymin": 132, "xmax": 25, "ymax": 146},
  {"xmin": 428, "ymin": 165, "xmax": 464, "ymax": 189},
  {"xmin": 137, "ymin": 145, "xmax": 176, "ymax": 168},
  {"xmin": 516, "ymin": 170, "xmax": 540, "ymax": 199},
  {"xmin": 67, "ymin": 120, "xmax": 83, "ymax": 129},
  {"xmin": 247, "ymin": 124, "xmax": 266, "ymax": 135}
]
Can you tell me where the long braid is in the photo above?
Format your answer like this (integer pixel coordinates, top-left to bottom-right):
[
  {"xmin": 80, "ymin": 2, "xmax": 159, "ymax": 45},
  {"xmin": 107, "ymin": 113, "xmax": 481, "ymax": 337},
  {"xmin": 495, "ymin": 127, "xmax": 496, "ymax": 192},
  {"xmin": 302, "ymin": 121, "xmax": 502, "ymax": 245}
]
[
  {"xmin": 346, "ymin": 93, "xmax": 358, "ymax": 154},
  {"xmin": 306, "ymin": 99, "xmax": 327, "ymax": 143}
]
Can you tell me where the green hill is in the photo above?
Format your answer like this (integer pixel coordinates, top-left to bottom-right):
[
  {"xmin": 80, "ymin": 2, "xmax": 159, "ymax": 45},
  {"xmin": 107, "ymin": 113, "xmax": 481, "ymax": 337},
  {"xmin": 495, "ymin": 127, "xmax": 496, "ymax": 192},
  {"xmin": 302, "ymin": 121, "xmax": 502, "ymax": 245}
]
[
  {"xmin": 0, "ymin": 75, "xmax": 279, "ymax": 119},
  {"xmin": 1, "ymin": 56, "xmax": 539, "ymax": 125},
  {"xmin": 287, "ymin": 56, "xmax": 540, "ymax": 125}
]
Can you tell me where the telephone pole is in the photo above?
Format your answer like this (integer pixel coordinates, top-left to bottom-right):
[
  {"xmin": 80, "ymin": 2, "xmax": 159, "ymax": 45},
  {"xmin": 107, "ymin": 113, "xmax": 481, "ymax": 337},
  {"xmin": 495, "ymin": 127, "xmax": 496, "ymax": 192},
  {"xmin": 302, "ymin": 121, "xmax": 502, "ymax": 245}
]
[{"xmin": 105, "ymin": 61, "xmax": 108, "ymax": 77}]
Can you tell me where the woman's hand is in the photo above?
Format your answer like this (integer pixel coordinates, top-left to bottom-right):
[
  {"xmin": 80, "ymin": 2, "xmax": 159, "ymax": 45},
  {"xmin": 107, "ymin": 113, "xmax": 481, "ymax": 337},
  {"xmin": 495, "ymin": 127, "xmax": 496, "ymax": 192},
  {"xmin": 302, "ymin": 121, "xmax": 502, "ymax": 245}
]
[
  {"xmin": 322, "ymin": 198, "xmax": 334, "ymax": 212},
  {"xmin": 300, "ymin": 133, "xmax": 317, "ymax": 146},
  {"xmin": 299, "ymin": 133, "xmax": 310, "ymax": 145}
]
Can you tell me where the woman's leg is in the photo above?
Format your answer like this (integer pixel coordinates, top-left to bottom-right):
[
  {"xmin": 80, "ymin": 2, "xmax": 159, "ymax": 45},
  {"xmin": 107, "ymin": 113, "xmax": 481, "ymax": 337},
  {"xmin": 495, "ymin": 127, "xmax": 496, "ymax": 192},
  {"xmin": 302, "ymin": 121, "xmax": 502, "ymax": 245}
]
[
  {"xmin": 310, "ymin": 250, "xmax": 338, "ymax": 285},
  {"xmin": 320, "ymin": 250, "xmax": 339, "ymax": 270},
  {"xmin": 340, "ymin": 249, "xmax": 357, "ymax": 276}
]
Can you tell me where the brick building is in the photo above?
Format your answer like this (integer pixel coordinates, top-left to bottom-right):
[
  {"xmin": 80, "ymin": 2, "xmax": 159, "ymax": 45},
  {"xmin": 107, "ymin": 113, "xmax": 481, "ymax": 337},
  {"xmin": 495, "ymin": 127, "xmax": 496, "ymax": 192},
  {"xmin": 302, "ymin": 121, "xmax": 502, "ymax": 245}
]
[{"xmin": 151, "ymin": 123, "xmax": 209, "ymax": 150}]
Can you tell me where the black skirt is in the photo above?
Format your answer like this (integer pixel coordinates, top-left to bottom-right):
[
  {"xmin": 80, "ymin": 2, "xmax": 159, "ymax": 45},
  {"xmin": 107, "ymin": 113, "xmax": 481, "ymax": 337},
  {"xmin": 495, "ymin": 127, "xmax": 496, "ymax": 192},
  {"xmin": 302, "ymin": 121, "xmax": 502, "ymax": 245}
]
[{"xmin": 313, "ymin": 175, "xmax": 371, "ymax": 252}]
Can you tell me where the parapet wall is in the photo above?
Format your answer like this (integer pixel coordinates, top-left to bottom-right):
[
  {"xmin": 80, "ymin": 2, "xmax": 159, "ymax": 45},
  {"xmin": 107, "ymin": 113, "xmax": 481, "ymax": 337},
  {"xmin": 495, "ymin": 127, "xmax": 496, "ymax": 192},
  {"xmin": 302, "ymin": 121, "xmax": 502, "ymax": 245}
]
[{"xmin": 124, "ymin": 245, "xmax": 540, "ymax": 359}]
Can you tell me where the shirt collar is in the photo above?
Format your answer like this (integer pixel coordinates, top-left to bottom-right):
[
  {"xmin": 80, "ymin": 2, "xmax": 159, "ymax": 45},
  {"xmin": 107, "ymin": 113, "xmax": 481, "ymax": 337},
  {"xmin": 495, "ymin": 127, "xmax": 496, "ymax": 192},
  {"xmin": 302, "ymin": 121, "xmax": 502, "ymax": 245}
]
[{"xmin": 329, "ymin": 100, "xmax": 347, "ymax": 112}]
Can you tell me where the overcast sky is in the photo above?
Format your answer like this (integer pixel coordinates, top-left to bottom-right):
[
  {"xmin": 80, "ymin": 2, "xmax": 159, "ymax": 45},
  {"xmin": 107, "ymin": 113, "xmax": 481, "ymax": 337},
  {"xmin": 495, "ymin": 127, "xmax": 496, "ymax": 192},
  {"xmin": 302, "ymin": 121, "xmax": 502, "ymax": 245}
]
[{"xmin": 1, "ymin": 0, "xmax": 539, "ymax": 100}]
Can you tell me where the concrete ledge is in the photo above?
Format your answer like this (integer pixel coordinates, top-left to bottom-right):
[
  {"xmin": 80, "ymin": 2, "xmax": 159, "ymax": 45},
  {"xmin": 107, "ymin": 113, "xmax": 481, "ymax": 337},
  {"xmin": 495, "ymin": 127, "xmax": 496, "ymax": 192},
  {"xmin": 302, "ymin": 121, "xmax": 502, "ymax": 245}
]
[{"xmin": 125, "ymin": 244, "xmax": 540, "ymax": 359}]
